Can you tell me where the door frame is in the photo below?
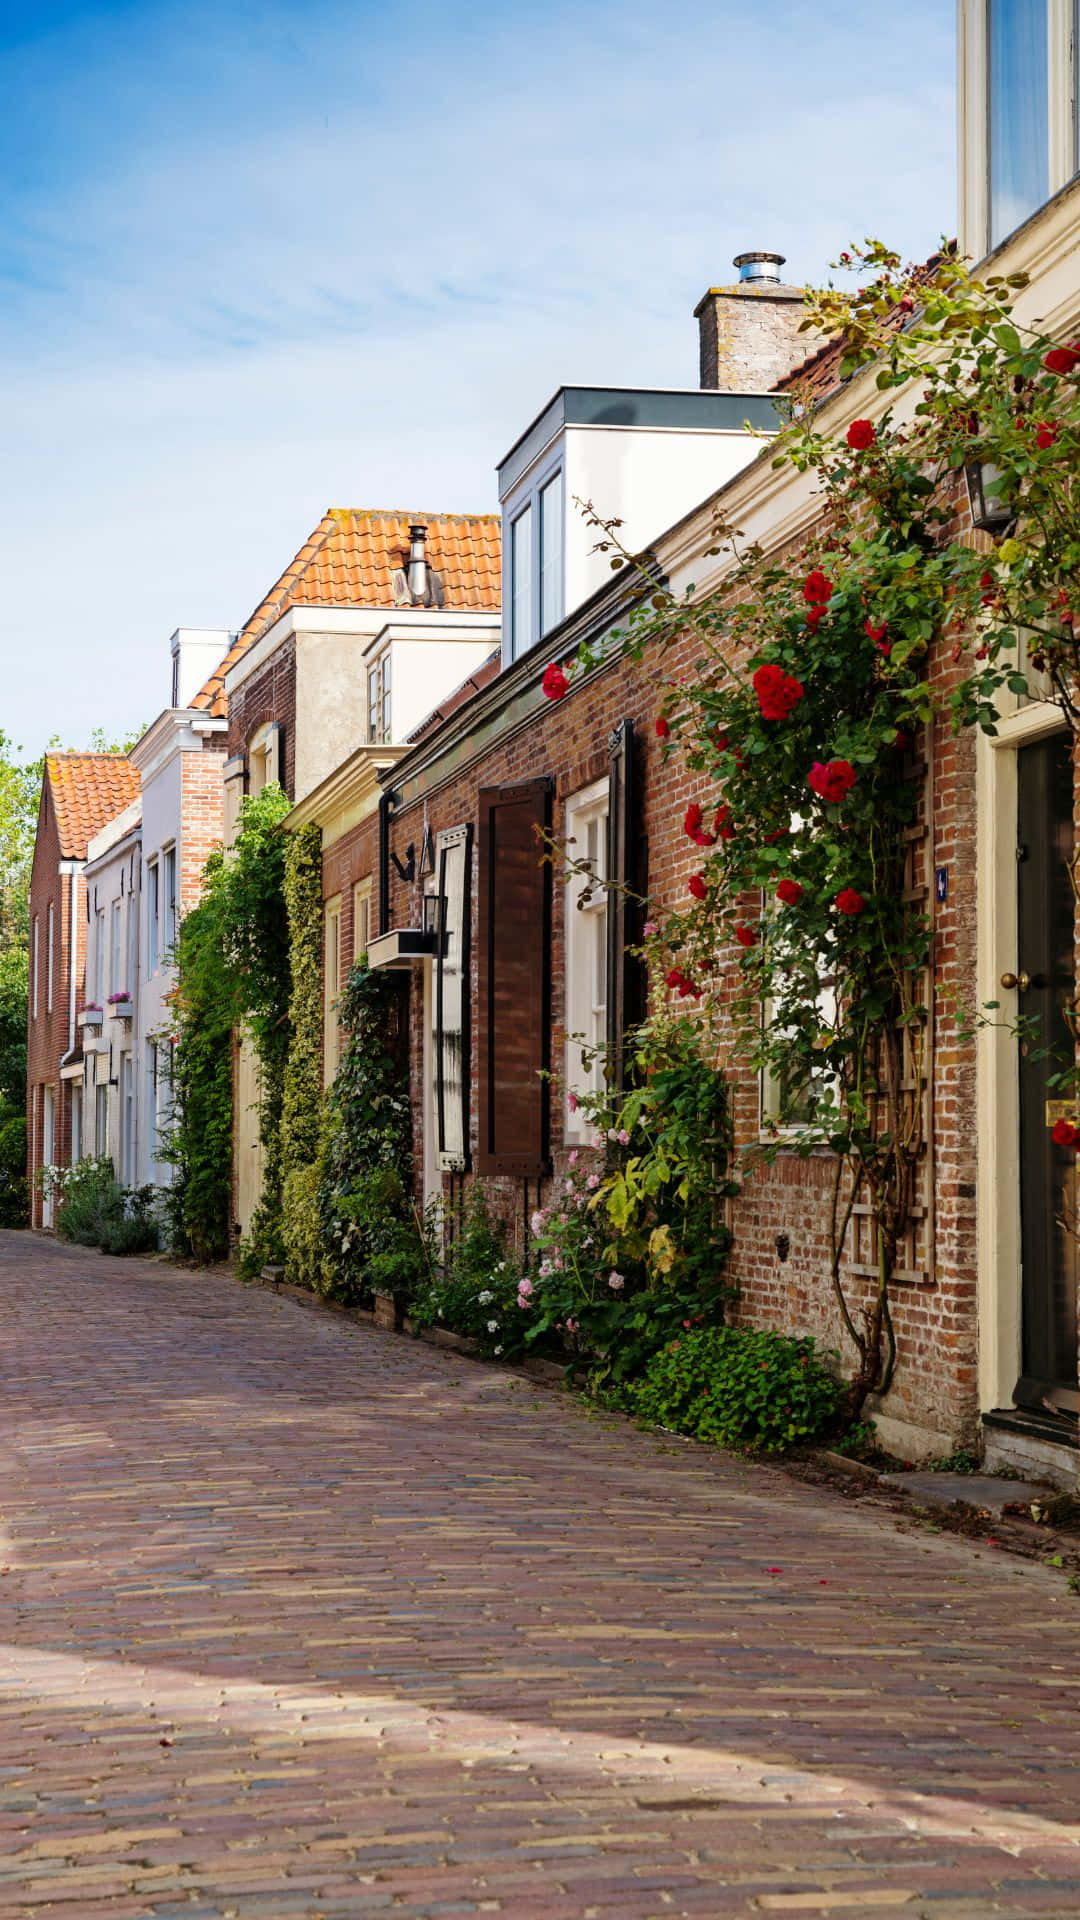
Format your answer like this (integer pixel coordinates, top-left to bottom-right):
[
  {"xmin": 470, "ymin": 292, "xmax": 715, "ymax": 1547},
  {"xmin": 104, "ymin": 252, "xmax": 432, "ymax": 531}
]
[
  {"xmin": 977, "ymin": 698, "xmax": 1072, "ymax": 1411},
  {"xmin": 41, "ymin": 1084, "xmax": 55, "ymax": 1229}
]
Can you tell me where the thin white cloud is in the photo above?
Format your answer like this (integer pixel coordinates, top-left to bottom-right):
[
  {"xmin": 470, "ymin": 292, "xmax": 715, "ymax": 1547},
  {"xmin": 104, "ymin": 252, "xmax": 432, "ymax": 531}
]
[{"xmin": 0, "ymin": 0, "xmax": 954, "ymax": 753}]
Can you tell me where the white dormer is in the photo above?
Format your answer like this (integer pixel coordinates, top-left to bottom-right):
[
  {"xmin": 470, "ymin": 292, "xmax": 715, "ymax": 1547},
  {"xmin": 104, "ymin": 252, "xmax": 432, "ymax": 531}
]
[
  {"xmin": 958, "ymin": 0, "xmax": 1080, "ymax": 259},
  {"xmin": 170, "ymin": 627, "xmax": 235, "ymax": 709},
  {"xmin": 496, "ymin": 384, "xmax": 783, "ymax": 666}
]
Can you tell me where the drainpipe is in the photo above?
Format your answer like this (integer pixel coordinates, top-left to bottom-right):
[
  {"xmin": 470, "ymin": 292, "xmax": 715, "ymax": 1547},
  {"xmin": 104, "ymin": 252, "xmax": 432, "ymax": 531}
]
[{"xmin": 378, "ymin": 790, "xmax": 392, "ymax": 935}]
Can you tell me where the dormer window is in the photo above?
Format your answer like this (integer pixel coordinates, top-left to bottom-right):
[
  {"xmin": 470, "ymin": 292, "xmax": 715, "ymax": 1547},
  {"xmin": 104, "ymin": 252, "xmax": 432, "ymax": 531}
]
[
  {"xmin": 367, "ymin": 654, "xmax": 391, "ymax": 744},
  {"xmin": 960, "ymin": 0, "xmax": 1078, "ymax": 255},
  {"xmin": 989, "ymin": 0, "xmax": 1049, "ymax": 244},
  {"xmin": 508, "ymin": 469, "xmax": 564, "ymax": 663}
]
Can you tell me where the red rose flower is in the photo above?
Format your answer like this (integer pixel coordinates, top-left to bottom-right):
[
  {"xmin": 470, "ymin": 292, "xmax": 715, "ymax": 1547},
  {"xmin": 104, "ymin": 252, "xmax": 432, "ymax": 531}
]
[
  {"xmin": 541, "ymin": 661, "xmax": 569, "ymax": 700},
  {"xmin": 764, "ymin": 826, "xmax": 787, "ymax": 843},
  {"xmin": 776, "ymin": 878, "xmax": 803, "ymax": 906},
  {"xmin": 893, "ymin": 730, "xmax": 910, "ymax": 752},
  {"xmin": 847, "ymin": 418, "xmax": 875, "ymax": 451},
  {"xmin": 835, "ymin": 888, "xmax": 865, "ymax": 915},
  {"xmin": 753, "ymin": 662, "xmax": 805, "ymax": 721},
  {"xmin": 805, "ymin": 605, "xmax": 825, "ymax": 631},
  {"xmin": 655, "ymin": 716, "xmax": 670, "ymax": 738},
  {"xmin": 1052, "ymin": 1117, "xmax": 1077, "ymax": 1147},
  {"xmin": 665, "ymin": 967, "xmax": 686, "ymax": 990},
  {"xmin": 714, "ymin": 803, "xmax": 736, "ymax": 841},
  {"xmin": 1036, "ymin": 422, "xmax": 1059, "ymax": 449},
  {"xmin": 865, "ymin": 620, "xmax": 888, "ymax": 643},
  {"xmin": 1044, "ymin": 344, "xmax": 1080, "ymax": 375},
  {"xmin": 683, "ymin": 801, "xmax": 715, "ymax": 848},
  {"xmin": 734, "ymin": 924, "xmax": 756, "ymax": 948},
  {"xmin": 713, "ymin": 730, "xmax": 730, "ymax": 753},
  {"xmin": 802, "ymin": 569, "xmax": 833, "ymax": 606},
  {"xmin": 808, "ymin": 759, "xmax": 857, "ymax": 804},
  {"xmin": 688, "ymin": 872, "xmax": 707, "ymax": 901}
]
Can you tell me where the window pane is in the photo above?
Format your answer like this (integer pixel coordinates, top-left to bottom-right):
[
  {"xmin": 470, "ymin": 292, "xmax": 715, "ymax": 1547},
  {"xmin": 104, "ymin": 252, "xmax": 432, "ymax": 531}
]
[
  {"xmin": 368, "ymin": 668, "xmax": 379, "ymax": 741},
  {"xmin": 511, "ymin": 507, "xmax": 532, "ymax": 658},
  {"xmin": 539, "ymin": 471, "xmax": 563, "ymax": 636},
  {"xmin": 381, "ymin": 653, "xmax": 392, "ymax": 739},
  {"xmin": 989, "ymin": 0, "xmax": 1049, "ymax": 245}
]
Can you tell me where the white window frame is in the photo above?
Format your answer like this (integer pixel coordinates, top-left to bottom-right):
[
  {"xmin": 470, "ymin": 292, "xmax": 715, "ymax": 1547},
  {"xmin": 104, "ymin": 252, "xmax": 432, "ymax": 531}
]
[
  {"xmin": 162, "ymin": 845, "xmax": 177, "ymax": 955},
  {"xmin": 564, "ymin": 777, "xmax": 609, "ymax": 1140},
  {"xmin": 32, "ymin": 915, "xmax": 39, "ymax": 1020},
  {"xmin": 324, "ymin": 895, "xmax": 343, "ymax": 1085},
  {"xmin": 511, "ymin": 503, "xmax": 534, "ymax": 659},
  {"xmin": 109, "ymin": 899, "xmax": 122, "ymax": 998},
  {"xmin": 959, "ymin": 0, "xmax": 1079, "ymax": 257},
  {"xmin": 366, "ymin": 656, "xmax": 391, "ymax": 744},
  {"xmin": 94, "ymin": 908, "xmax": 106, "ymax": 1003},
  {"xmin": 247, "ymin": 722, "xmax": 280, "ymax": 797},
  {"xmin": 539, "ymin": 468, "xmax": 564, "ymax": 637},
  {"xmin": 45, "ymin": 902, "xmax": 54, "ymax": 1014},
  {"xmin": 352, "ymin": 879, "xmax": 372, "ymax": 965},
  {"xmin": 147, "ymin": 859, "xmax": 159, "ymax": 976}
]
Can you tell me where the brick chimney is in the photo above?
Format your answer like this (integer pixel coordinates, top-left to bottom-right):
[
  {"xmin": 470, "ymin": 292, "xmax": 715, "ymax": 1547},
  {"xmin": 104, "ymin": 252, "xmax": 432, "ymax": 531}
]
[{"xmin": 695, "ymin": 252, "xmax": 807, "ymax": 393}]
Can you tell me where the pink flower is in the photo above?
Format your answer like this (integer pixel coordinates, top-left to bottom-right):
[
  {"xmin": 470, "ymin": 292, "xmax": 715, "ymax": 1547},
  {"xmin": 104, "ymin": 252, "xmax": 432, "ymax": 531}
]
[
  {"xmin": 617, "ymin": 1128, "xmax": 630, "ymax": 1146},
  {"xmin": 542, "ymin": 661, "xmax": 570, "ymax": 700},
  {"xmin": 567, "ymin": 1090, "xmax": 578, "ymax": 1114},
  {"xmin": 565, "ymin": 1317, "xmax": 579, "ymax": 1334},
  {"xmin": 517, "ymin": 1276, "xmax": 534, "ymax": 1299},
  {"xmin": 608, "ymin": 1271, "xmax": 625, "ymax": 1291},
  {"xmin": 568, "ymin": 1150, "xmax": 578, "ymax": 1167},
  {"xmin": 643, "ymin": 920, "xmax": 657, "ymax": 937},
  {"xmin": 586, "ymin": 1173, "xmax": 600, "ymax": 1190}
]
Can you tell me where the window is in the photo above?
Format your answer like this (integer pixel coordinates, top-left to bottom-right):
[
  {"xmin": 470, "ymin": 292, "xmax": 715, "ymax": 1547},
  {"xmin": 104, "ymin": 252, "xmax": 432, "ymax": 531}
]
[
  {"xmin": 353, "ymin": 880, "xmax": 371, "ymax": 963},
  {"xmin": 989, "ymin": 0, "xmax": 1049, "ymax": 245},
  {"xmin": 539, "ymin": 471, "xmax": 564, "ymax": 636},
  {"xmin": 110, "ymin": 900, "xmax": 122, "ymax": 997},
  {"xmin": 120, "ymin": 1053, "xmax": 134, "ymax": 1184},
  {"xmin": 381, "ymin": 651, "xmax": 392, "ymax": 740},
  {"xmin": 564, "ymin": 781, "xmax": 609, "ymax": 1131},
  {"xmin": 324, "ymin": 897, "xmax": 343, "ymax": 1083},
  {"xmin": 433, "ymin": 826, "xmax": 472, "ymax": 1171},
  {"xmin": 367, "ymin": 657, "xmax": 392, "ymax": 744},
  {"xmin": 248, "ymin": 723, "xmax": 280, "ymax": 796},
  {"xmin": 31, "ymin": 915, "xmax": 39, "ymax": 1020},
  {"xmin": 95, "ymin": 1082, "xmax": 108, "ymax": 1160},
  {"xmin": 147, "ymin": 860, "xmax": 159, "ymax": 976},
  {"xmin": 71, "ymin": 1085, "xmax": 83, "ymax": 1164},
  {"xmin": 45, "ymin": 903, "xmax": 54, "ymax": 1014},
  {"xmin": 163, "ymin": 845, "xmax": 176, "ymax": 955},
  {"xmin": 511, "ymin": 506, "xmax": 533, "ymax": 659},
  {"xmin": 94, "ymin": 909, "xmax": 106, "ymax": 1002},
  {"xmin": 127, "ymin": 880, "xmax": 138, "ymax": 997}
]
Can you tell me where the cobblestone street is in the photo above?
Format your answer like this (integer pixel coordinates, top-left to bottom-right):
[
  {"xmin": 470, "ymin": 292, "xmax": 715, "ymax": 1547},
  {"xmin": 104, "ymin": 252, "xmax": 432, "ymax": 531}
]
[{"xmin": 1, "ymin": 1232, "xmax": 1079, "ymax": 1918}]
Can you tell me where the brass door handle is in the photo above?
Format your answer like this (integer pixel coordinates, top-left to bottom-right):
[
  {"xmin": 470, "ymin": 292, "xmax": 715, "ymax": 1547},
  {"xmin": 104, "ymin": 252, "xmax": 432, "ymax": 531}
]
[{"xmin": 1000, "ymin": 970, "xmax": 1031, "ymax": 991}]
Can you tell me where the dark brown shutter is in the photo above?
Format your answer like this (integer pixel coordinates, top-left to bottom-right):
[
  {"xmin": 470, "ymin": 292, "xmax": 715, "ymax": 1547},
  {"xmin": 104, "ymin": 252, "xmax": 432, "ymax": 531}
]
[
  {"xmin": 606, "ymin": 719, "xmax": 643, "ymax": 1089},
  {"xmin": 477, "ymin": 779, "xmax": 552, "ymax": 1175}
]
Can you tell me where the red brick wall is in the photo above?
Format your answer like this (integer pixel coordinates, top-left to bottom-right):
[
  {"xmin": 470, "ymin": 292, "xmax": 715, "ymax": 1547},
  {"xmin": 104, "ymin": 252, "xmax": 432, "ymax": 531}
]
[
  {"xmin": 180, "ymin": 748, "xmax": 226, "ymax": 911},
  {"xmin": 226, "ymin": 641, "xmax": 297, "ymax": 800},
  {"xmin": 346, "ymin": 549, "xmax": 986, "ymax": 1448},
  {"xmin": 26, "ymin": 776, "xmax": 87, "ymax": 1226}
]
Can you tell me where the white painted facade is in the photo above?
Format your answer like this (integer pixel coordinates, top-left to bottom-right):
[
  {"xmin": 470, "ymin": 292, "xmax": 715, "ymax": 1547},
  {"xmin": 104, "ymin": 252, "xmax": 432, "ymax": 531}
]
[
  {"xmin": 81, "ymin": 802, "xmax": 142, "ymax": 1185},
  {"xmin": 129, "ymin": 705, "xmax": 229, "ymax": 1189},
  {"xmin": 497, "ymin": 386, "xmax": 782, "ymax": 666}
]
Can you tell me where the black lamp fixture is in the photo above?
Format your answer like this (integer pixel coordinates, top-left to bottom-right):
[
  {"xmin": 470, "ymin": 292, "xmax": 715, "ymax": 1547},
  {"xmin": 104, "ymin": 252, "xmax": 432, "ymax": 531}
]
[{"xmin": 965, "ymin": 458, "xmax": 1015, "ymax": 535}]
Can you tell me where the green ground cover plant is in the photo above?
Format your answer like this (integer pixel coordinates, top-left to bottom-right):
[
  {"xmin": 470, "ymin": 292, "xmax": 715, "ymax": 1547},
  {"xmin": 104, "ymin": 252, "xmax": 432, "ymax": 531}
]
[{"xmin": 620, "ymin": 1325, "xmax": 843, "ymax": 1453}]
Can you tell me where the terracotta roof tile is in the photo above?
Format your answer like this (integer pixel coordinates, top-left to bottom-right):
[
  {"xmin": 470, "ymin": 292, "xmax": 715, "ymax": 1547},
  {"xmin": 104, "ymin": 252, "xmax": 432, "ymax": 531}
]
[
  {"xmin": 191, "ymin": 509, "xmax": 501, "ymax": 720},
  {"xmin": 45, "ymin": 753, "xmax": 140, "ymax": 860},
  {"xmin": 774, "ymin": 250, "xmax": 950, "ymax": 403}
]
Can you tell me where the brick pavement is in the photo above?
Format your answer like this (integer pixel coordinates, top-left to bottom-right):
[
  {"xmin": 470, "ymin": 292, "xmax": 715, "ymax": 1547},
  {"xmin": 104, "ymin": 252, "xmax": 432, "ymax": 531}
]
[{"xmin": 1, "ymin": 1231, "xmax": 1079, "ymax": 1919}]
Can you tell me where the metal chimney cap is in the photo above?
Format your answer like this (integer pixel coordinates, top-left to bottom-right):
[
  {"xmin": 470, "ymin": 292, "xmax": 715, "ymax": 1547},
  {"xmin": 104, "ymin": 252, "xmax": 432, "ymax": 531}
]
[{"xmin": 733, "ymin": 251, "xmax": 786, "ymax": 284}]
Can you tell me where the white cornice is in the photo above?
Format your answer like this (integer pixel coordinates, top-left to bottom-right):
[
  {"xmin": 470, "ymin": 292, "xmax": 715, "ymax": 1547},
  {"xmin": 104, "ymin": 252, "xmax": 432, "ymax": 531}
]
[
  {"xmin": 129, "ymin": 707, "xmax": 216, "ymax": 779},
  {"xmin": 283, "ymin": 744, "xmax": 404, "ymax": 843},
  {"xmin": 225, "ymin": 605, "xmax": 502, "ymax": 698}
]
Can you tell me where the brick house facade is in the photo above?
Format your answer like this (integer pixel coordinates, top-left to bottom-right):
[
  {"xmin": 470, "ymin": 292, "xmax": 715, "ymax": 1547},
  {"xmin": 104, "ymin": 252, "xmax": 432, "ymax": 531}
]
[{"xmin": 26, "ymin": 754, "xmax": 139, "ymax": 1227}]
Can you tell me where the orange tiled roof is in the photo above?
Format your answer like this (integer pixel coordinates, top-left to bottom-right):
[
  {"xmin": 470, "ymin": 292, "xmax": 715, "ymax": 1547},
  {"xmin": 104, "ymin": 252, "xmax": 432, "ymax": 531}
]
[
  {"xmin": 191, "ymin": 509, "xmax": 502, "ymax": 720},
  {"xmin": 45, "ymin": 753, "xmax": 140, "ymax": 860},
  {"xmin": 774, "ymin": 249, "xmax": 951, "ymax": 402}
]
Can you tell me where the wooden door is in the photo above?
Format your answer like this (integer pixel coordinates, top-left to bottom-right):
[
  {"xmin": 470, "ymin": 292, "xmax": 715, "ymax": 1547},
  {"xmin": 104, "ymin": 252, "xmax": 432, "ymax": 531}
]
[{"xmin": 1015, "ymin": 734, "xmax": 1078, "ymax": 1407}]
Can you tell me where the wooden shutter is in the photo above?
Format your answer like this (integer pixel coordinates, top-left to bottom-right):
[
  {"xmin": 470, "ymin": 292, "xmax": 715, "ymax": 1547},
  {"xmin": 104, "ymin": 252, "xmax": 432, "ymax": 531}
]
[
  {"xmin": 605, "ymin": 719, "xmax": 642, "ymax": 1089},
  {"xmin": 477, "ymin": 779, "xmax": 552, "ymax": 1176},
  {"xmin": 222, "ymin": 755, "xmax": 246, "ymax": 849},
  {"xmin": 435, "ymin": 825, "xmax": 471, "ymax": 1172}
]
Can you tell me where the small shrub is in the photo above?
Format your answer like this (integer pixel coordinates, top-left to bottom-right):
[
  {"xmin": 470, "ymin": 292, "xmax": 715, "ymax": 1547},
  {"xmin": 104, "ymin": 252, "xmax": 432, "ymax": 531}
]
[
  {"xmin": 621, "ymin": 1325, "xmax": 843, "ymax": 1454},
  {"xmin": 51, "ymin": 1157, "xmax": 125, "ymax": 1247},
  {"xmin": 408, "ymin": 1191, "xmax": 530, "ymax": 1359},
  {"xmin": 99, "ymin": 1187, "xmax": 161, "ymax": 1257}
]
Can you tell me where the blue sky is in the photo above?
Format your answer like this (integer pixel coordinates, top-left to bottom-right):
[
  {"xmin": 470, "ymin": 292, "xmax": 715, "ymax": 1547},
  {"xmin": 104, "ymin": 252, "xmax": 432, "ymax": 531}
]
[{"xmin": 0, "ymin": 0, "xmax": 954, "ymax": 757}]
